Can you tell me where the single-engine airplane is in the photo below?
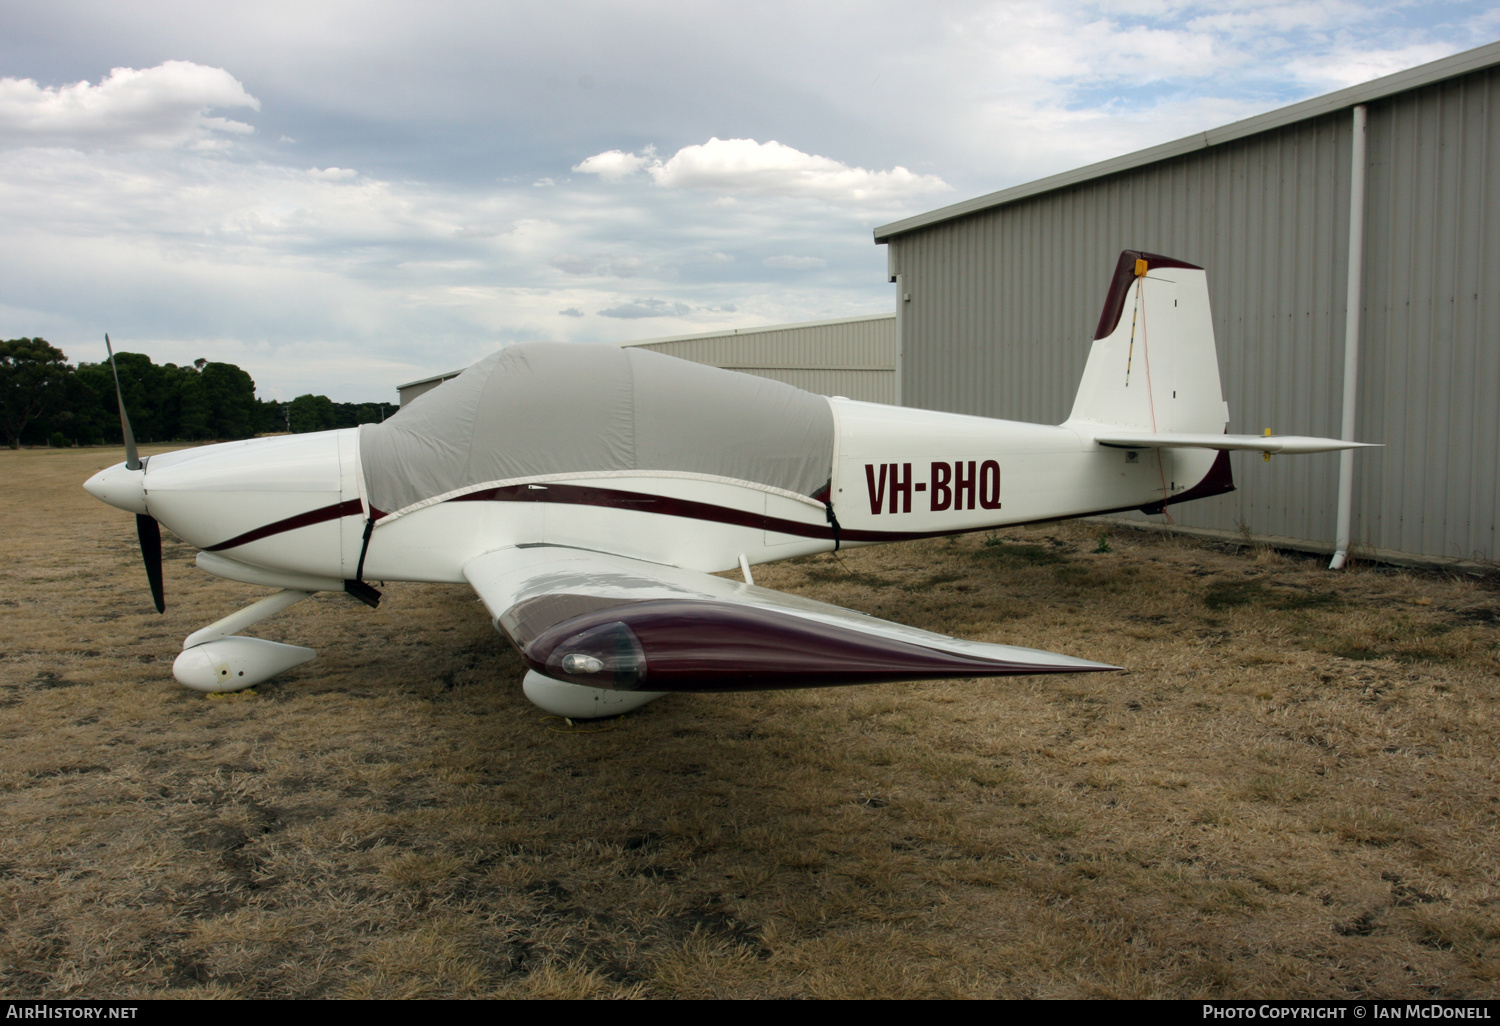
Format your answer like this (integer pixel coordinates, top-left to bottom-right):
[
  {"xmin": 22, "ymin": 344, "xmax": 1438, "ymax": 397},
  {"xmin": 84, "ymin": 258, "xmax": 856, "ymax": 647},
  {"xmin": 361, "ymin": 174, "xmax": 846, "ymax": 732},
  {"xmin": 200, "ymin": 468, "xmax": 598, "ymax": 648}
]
[{"xmin": 84, "ymin": 251, "xmax": 1374, "ymax": 718}]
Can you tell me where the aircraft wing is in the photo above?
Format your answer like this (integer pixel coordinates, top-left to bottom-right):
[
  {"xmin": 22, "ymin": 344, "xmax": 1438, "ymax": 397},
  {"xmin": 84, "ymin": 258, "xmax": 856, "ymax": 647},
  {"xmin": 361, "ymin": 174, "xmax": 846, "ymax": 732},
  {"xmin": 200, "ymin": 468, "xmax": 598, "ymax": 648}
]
[
  {"xmin": 463, "ymin": 545, "xmax": 1117, "ymax": 693},
  {"xmin": 1093, "ymin": 431, "xmax": 1378, "ymax": 454}
]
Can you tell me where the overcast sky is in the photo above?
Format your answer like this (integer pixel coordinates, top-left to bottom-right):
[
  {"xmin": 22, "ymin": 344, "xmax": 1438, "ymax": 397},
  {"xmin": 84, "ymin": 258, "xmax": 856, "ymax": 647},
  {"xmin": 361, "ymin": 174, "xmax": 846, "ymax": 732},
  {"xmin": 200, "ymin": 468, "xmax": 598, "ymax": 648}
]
[{"xmin": 2, "ymin": 1, "xmax": 1495, "ymax": 402}]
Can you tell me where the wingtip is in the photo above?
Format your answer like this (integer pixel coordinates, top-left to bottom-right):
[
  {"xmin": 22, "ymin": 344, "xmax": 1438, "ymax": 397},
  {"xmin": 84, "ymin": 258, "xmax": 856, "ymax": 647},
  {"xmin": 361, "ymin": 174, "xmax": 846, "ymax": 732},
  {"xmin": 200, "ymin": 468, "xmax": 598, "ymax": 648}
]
[{"xmin": 1038, "ymin": 656, "xmax": 1124, "ymax": 674}]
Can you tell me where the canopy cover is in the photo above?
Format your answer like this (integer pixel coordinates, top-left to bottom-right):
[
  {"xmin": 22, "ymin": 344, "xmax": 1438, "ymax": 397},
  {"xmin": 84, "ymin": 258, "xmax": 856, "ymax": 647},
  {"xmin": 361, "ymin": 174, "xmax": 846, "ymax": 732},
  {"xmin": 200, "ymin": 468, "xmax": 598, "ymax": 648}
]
[{"xmin": 359, "ymin": 342, "xmax": 836, "ymax": 516}]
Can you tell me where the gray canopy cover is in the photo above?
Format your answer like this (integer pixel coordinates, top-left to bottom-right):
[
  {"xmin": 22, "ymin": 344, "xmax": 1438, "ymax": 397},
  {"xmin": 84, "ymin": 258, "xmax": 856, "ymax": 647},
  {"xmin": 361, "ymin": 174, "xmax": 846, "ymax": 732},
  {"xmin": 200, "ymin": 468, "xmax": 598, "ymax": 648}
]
[{"xmin": 359, "ymin": 342, "xmax": 836, "ymax": 517}]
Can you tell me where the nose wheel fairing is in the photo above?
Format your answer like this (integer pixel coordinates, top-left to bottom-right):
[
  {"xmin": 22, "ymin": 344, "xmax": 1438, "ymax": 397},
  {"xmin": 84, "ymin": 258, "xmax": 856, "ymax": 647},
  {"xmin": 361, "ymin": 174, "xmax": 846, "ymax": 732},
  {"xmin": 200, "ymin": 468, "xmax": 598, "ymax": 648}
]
[{"xmin": 174, "ymin": 636, "xmax": 317, "ymax": 692}]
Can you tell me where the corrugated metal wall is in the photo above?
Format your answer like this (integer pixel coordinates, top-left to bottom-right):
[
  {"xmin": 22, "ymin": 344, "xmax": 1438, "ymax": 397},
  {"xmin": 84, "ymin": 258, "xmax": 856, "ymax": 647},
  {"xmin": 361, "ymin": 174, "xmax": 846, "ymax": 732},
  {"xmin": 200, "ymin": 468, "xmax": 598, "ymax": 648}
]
[
  {"xmin": 1360, "ymin": 72, "xmax": 1500, "ymax": 563},
  {"xmin": 630, "ymin": 314, "xmax": 897, "ymax": 403},
  {"xmin": 889, "ymin": 65, "xmax": 1499, "ymax": 563}
]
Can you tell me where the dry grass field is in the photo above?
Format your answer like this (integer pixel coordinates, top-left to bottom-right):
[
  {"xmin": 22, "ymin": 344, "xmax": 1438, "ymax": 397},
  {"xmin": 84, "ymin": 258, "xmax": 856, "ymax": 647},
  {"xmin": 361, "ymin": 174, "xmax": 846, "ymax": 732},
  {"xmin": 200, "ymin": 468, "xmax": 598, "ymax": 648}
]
[{"xmin": 2, "ymin": 444, "xmax": 1497, "ymax": 999}]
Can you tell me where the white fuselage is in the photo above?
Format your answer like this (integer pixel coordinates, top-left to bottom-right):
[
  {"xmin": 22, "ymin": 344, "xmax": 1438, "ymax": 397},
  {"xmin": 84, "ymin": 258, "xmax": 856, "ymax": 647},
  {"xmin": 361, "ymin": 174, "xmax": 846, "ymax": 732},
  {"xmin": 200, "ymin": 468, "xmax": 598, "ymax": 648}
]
[{"xmin": 116, "ymin": 397, "xmax": 1211, "ymax": 590}]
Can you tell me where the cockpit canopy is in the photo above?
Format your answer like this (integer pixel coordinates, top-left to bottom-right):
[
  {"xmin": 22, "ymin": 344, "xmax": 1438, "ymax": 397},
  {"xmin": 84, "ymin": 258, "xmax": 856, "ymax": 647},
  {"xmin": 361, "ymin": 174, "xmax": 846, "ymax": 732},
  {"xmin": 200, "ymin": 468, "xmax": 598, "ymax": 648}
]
[{"xmin": 359, "ymin": 342, "xmax": 836, "ymax": 518}]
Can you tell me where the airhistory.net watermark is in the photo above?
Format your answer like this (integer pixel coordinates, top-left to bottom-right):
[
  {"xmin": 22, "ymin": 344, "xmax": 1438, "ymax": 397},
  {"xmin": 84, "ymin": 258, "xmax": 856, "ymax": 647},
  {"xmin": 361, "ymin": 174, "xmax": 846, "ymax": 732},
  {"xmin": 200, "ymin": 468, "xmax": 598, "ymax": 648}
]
[{"xmin": 5, "ymin": 1008, "xmax": 138, "ymax": 1020}]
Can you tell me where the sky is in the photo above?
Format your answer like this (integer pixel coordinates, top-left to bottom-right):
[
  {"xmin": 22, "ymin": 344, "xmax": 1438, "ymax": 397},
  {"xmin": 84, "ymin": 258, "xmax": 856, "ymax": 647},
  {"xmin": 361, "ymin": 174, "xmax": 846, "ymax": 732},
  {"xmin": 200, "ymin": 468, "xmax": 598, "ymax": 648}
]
[{"xmin": 1, "ymin": 2, "xmax": 1496, "ymax": 402}]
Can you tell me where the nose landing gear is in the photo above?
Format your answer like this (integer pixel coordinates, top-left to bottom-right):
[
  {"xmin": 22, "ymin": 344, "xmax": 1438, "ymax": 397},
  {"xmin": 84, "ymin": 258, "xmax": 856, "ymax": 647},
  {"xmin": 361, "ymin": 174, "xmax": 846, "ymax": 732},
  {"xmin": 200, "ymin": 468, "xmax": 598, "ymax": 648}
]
[{"xmin": 172, "ymin": 589, "xmax": 317, "ymax": 693}]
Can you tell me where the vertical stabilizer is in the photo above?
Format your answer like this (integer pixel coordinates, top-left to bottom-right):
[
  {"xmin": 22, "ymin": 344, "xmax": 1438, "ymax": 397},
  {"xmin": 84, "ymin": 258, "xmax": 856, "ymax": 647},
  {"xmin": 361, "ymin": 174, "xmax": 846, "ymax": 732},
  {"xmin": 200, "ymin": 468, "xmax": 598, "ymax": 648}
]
[{"xmin": 1065, "ymin": 251, "xmax": 1229, "ymax": 437}]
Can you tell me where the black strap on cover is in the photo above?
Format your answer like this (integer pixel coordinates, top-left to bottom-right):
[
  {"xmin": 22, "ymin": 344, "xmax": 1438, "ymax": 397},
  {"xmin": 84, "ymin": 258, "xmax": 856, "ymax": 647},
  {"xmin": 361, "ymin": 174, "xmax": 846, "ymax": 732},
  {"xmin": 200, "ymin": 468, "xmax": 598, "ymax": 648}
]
[{"xmin": 343, "ymin": 517, "xmax": 381, "ymax": 608}]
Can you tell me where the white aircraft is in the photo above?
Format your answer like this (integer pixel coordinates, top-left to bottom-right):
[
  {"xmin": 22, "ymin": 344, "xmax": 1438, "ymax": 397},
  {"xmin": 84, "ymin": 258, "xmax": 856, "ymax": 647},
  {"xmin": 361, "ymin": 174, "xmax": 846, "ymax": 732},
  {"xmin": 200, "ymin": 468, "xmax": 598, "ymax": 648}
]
[{"xmin": 84, "ymin": 252, "xmax": 1374, "ymax": 718}]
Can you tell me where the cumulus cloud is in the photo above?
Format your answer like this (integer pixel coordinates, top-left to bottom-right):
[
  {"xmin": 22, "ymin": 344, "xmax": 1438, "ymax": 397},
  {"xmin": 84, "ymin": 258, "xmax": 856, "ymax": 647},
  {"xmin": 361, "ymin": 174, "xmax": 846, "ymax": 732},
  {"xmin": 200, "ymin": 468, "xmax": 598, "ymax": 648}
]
[
  {"xmin": 572, "ymin": 148, "xmax": 651, "ymax": 181},
  {"xmin": 558, "ymin": 307, "xmax": 584, "ymax": 317},
  {"xmin": 0, "ymin": 61, "xmax": 259, "ymax": 150},
  {"xmin": 308, "ymin": 167, "xmax": 357, "ymax": 180},
  {"xmin": 597, "ymin": 298, "xmax": 692, "ymax": 319},
  {"xmin": 574, "ymin": 137, "xmax": 950, "ymax": 203},
  {"xmin": 763, "ymin": 255, "xmax": 826, "ymax": 270}
]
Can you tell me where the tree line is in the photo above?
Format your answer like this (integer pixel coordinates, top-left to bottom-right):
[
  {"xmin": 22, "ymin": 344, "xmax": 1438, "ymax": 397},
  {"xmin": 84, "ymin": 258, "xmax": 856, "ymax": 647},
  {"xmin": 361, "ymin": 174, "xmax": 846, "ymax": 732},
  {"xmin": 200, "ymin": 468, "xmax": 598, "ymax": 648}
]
[{"xmin": 0, "ymin": 338, "xmax": 398, "ymax": 449}]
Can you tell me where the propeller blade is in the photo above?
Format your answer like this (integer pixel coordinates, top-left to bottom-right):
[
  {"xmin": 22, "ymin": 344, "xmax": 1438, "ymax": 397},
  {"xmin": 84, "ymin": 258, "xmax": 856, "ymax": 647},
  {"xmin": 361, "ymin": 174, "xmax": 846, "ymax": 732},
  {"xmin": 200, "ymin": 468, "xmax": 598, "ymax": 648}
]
[
  {"xmin": 136, "ymin": 513, "xmax": 165, "ymax": 614},
  {"xmin": 104, "ymin": 333, "xmax": 140, "ymax": 470},
  {"xmin": 105, "ymin": 335, "xmax": 161, "ymax": 611}
]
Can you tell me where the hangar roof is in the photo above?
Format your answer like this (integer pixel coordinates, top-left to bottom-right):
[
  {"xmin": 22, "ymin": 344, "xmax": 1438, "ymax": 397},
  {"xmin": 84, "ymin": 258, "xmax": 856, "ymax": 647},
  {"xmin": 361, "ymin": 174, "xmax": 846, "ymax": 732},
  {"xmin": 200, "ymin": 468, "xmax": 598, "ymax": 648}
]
[
  {"xmin": 873, "ymin": 39, "xmax": 1500, "ymax": 243},
  {"xmin": 397, "ymin": 368, "xmax": 466, "ymax": 391},
  {"xmin": 614, "ymin": 312, "xmax": 893, "ymax": 348}
]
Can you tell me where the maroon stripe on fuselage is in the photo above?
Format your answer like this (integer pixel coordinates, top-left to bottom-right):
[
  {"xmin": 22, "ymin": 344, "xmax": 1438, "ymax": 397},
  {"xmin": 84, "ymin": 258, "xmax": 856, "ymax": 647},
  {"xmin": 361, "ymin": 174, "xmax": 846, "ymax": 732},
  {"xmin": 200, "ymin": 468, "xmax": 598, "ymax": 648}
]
[
  {"xmin": 204, "ymin": 465, "xmax": 1233, "ymax": 556},
  {"xmin": 204, "ymin": 499, "xmax": 364, "ymax": 552},
  {"xmin": 452, "ymin": 481, "xmax": 907, "ymax": 540},
  {"xmin": 453, "ymin": 482, "xmax": 816, "ymax": 532},
  {"xmin": 447, "ymin": 481, "xmax": 1170, "ymax": 544}
]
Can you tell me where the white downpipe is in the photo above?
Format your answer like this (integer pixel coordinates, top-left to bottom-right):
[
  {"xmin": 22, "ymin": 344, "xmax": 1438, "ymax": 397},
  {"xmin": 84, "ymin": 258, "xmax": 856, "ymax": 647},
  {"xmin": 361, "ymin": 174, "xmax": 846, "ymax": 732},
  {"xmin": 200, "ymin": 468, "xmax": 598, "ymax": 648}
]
[
  {"xmin": 1330, "ymin": 105, "xmax": 1368, "ymax": 571},
  {"xmin": 893, "ymin": 272, "xmax": 906, "ymax": 407}
]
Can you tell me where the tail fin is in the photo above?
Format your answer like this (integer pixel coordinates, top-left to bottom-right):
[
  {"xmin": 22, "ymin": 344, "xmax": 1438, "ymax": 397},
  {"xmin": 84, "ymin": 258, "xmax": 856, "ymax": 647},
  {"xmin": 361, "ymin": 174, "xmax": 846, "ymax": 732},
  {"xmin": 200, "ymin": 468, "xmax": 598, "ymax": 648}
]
[{"xmin": 1066, "ymin": 251, "xmax": 1229, "ymax": 436}]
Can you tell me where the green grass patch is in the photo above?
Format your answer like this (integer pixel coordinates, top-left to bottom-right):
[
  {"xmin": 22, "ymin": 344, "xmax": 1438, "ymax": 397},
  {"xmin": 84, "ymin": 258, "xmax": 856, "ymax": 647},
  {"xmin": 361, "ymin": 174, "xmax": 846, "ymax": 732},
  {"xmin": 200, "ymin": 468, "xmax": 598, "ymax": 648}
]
[
  {"xmin": 1052, "ymin": 564, "xmax": 1094, "ymax": 582},
  {"xmin": 802, "ymin": 567, "xmax": 900, "ymax": 589},
  {"xmin": 1203, "ymin": 580, "xmax": 1343, "ymax": 611},
  {"xmin": 978, "ymin": 537, "xmax": 1067, "ymax": 566}
]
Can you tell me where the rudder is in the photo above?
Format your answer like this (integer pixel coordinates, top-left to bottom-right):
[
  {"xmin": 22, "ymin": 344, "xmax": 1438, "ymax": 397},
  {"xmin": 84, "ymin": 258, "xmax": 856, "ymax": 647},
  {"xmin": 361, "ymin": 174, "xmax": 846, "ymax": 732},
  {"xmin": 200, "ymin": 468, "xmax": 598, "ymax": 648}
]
[{"xmin": 1065, "ymin": 251, "xmax": 1229, "ymax": 437}]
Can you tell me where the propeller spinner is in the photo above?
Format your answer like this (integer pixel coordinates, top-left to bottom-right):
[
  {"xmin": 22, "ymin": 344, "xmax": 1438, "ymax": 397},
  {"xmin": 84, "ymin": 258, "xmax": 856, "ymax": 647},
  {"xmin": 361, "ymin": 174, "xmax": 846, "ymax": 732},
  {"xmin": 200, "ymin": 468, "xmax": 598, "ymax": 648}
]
[{"xmin": 83, "ymin": 334, "xmax": 166, "ymax": 613}]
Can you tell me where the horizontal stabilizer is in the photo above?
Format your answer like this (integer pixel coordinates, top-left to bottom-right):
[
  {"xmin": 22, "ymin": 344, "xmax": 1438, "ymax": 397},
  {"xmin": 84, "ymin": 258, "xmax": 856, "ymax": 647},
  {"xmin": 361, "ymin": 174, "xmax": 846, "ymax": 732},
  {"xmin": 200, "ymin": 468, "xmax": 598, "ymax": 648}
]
[{"xmin": 1094, "ymin": 432, "xmax": 1378, "ymax": 454}]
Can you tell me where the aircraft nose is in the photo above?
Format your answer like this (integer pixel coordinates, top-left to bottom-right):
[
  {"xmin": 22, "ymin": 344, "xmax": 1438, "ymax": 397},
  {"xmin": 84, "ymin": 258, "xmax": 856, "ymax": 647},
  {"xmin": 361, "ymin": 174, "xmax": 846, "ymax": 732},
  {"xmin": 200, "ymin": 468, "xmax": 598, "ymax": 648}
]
[{"xmin": 84, "ymin": 462, "xmax": 149, "ymax": 515}]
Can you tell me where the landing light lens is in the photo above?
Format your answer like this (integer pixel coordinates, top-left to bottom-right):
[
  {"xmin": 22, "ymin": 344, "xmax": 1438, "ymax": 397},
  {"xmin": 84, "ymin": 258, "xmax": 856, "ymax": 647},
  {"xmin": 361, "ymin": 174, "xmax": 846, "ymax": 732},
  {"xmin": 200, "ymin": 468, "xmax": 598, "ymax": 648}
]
[
  {"xmin": 545, "ymin": 621, "xmax": 646, "ymax": 690},
  {"xmin": 560, "ymin": 653, "xmax": 605, "ymax": 674}
]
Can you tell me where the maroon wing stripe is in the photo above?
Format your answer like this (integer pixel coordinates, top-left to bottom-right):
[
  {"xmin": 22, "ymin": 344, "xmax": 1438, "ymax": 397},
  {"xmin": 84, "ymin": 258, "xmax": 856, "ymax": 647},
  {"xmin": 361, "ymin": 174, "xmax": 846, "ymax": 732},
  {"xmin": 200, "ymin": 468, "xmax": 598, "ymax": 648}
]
[
  {"xmin": 522, "ymin": 599, "xmax": 1110, "ymax": 692},
  {"xmin": 204, "ymin": 499, "xmax": 364, "ymax": 552}
]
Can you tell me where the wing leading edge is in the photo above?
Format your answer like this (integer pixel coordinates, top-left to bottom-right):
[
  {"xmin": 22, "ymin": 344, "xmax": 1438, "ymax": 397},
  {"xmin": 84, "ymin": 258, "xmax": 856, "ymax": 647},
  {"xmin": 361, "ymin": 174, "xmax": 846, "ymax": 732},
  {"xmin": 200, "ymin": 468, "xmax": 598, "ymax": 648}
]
[{"xmin": 464, "ymin": 545, "xmax": 1118, "ymax": 694}]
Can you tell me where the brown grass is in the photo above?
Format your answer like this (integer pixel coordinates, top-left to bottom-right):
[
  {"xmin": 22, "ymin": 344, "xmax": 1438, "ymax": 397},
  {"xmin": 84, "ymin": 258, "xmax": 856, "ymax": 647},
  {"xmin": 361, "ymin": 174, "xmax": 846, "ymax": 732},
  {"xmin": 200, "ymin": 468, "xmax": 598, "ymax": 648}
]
[{"xmin": 2, "ymin": 445, "xmax": 1497, "ymax": 999}]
